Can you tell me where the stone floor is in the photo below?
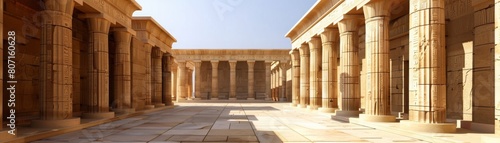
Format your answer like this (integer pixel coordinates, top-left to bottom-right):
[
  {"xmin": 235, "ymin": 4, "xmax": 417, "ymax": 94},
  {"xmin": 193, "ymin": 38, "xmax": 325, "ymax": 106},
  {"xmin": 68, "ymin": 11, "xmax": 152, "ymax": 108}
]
[{"xmin": 33, "ymin": 103, "xmax": 431, "ymax": 143}]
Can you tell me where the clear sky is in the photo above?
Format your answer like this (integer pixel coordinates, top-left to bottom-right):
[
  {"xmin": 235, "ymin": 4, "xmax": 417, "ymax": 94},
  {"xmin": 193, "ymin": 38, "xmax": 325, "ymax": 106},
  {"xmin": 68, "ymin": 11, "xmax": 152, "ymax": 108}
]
[{"xmin": 133, "ymin": 0, "xmax": 317, "ymax": 49}]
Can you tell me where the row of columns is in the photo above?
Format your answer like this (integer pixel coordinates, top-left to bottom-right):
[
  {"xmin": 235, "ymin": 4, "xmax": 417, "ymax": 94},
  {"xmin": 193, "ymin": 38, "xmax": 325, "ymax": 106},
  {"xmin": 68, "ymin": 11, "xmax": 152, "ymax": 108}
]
[
  {"xmin": 271, "ymin": 62, "xmax": 288, "ymax": 102},
  {"xmin": 180, "ymin": 60, "xmax": 272, "ymax": 100},
  {"xmin": 289, "ymin": 0, "xmax": 453, "ymax": 132}
]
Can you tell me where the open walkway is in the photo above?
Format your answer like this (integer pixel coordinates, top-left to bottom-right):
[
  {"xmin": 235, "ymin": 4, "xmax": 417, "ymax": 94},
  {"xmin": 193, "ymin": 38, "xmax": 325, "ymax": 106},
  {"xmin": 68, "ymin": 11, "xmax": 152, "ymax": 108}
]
[{"xmin": 33, "ymin": 103, "xmax": 430, "ymax": 143}]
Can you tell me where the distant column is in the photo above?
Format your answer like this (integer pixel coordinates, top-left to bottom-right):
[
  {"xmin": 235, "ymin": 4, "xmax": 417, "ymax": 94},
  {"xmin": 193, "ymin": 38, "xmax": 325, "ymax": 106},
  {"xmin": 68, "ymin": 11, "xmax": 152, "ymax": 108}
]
[
  {"xmin": 265, "ymin": 61, "xmax": 272, "ymax": 100},
  {"xmin": 177, "ymin": 61, "xmax": 187, "ymax": 101},
  {"xmin": 163, "ymin": 54, "xmax": 173, "ymax": 106},
  {"xmin": 194, "ymin": 61, "xmax": 202, "ymax": 100},
  {"xmin": 144, "ymin": 44, "xmax": 154, "ymax": 109},
  {"xmin": 495, "ymin": 0, "xmax": 500, "ymax": 136},
  {"xmin": 290, "ymin": 49, "xmax": 301, "ymax": 106},
  {"xmin": 298, "ymin": 44, "xmax": 310, "ymax": 108},
  {"xmin": 211, "ymin": 60, "xmax": 219, "ymax": 100},
  {"xmin": 229, "ymin": 60, "xmax": 237, "ymax": 100},
  {"xmin": 152, "ymin": 48, "xmax": 165, "ymax": 107},
  {"xmin": 247, "ymin": 60, "xmax": 256, "ymax": 100},
  {"xmin": 171, "ymin": 63, "xmax": 177, "ymax": 102},
  {"xmin": 280, "ymin": 61, "xmax": 288, "ymax": 101}
]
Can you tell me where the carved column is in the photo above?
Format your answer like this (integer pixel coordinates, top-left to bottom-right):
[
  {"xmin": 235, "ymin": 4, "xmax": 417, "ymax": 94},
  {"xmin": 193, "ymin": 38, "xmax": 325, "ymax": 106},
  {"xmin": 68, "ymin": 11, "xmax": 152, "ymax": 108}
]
[
  {"xmin": 229, "ymin": 60, "xmax": 237, "ymax": 100},
  {"xmin": 163, "ymin": 54, "xmax": 173, "ymax": 106},
  {"xmin": 299, "ymin": 44, "xmax": 310, "ymax": 108},
  {"xmin": 112, "ymin": 30, "xmax": 134, "ymax": 113},
  {"xmin": 290, "ymin": 49, "xmax": 301, "ymax": 106},
  {"xmin": 177, "ymin": 61, "xmax": 187, "ymax": 101},
  {"xmin": 265, "ymin": 61, "xmax": 272, "ymax": 100},
  {"xmin": 280, "ymin": 61, "xmax": 288, "ymax": 101},
  {"xmin": 152, "ymin": 48, "xmax": 164, "ymax": 107},
  {"xmin": 495, "ymin": 0, "xmax": 500, "ymax": 136},
  {"xmin": 171, "ymin": 63, "xmax": 177, "ymax": 102},
  {"xmin": 187, "ymin": 69, "xmax": 193, "ymax": 100},
  {"xmin": 0, "ymin": 0, "xmax": 3, "ymax": 130},
  {"xmin": 271, "ymin": 69, "xmax": 276, "ymax": 101},
  {"xmin": 309, "ymin": 37, "xmax": 322, "ymax": 110},
  {"xmin": 211, "ymin": 60, "xmax": 219, "ymax": 100},
  {"xmin": 401, "ymin": 0, "xmax": 454, "ymax": 133},
  {"xmin": 319, "ymin": 28, "xmax": 339, "ymax": 113},
  {"xmin": 336, "ymin": 16, "xmax": 361, "ymax": 117},
  {"xmin": 144, "ymin": 44, "xmax": 154, "ymax": 109},
  {"xmin": 32, "ymin": 0, "xmax": 80, "ymax": 127},
  {"xmin": 194, "ymin": 61, "xmax": 202, "ymax": 100},
  {"xmin": 82, "ymin": 17, "xmax": 114, "ymax": 119},
  {"xmin": 247, "ymin": 61, "xmax": 255, "ymax": 100},
  {"xmin": 360, "ymin": 0, "xmax": 395, "ymax": 122}
]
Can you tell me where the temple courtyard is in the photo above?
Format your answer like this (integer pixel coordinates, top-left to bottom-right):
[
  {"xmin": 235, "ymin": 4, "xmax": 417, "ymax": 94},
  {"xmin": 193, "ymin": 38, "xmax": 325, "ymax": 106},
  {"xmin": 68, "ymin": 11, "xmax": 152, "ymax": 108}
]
[{"xmin": 31, "ymin": 102, "xmax": 485, "ymax": 143}]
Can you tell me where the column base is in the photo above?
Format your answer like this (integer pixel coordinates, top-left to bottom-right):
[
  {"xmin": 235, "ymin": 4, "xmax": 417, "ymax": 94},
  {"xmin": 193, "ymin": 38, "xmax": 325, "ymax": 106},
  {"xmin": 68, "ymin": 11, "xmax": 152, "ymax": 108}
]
[
  {"xmin": 279, "ymin": 98, "xmax": 287, "ymax": 102},
  {"xmin": 298, "ymin": 104, "xmax": 307, "ymax": 108},
  {"xmin": 307, "ymin": 105, "xmax": 319, "ymax": 110},
  {"xmin": 247, "ymin": 98, "xmax": 255, "ymax": 100},
  {"xmin": 400, "ymin": 120, "xmax": 456, "ymax": 133},
  {"xmin": 82, "ymin": 112, "xmax": 115, "ymax": 119},
  {"xmin": 155, "ymin": 104, "xmax": 165, "ymax": 108},
  {"xmin": 359, "ymin": 114, "xmax": 396, "ymax": 122},
  {"xmin": 318, "ymin": 107, "xmax": 337, "ymax": 113},
  {"xmin": 31, "ymin": 118, "xmax": 81, "ymax": 128},
  {"xmin": 144, "ymin": 105, "xmax": 155, "ymax": 110},
  {"xmin": 0, "ymin": 129, "xmax": 16, "ymax": 141},
  {"xmin": 334, "ymin": 110, "xmax": 360, "ymax": 117},
  {"xmin": 113, "ymin": 108, "xmax": 136, "ymax": 114},
  {"xmin": 211, "ymin": 98, "xmax": 219, "ymax": 100},
  {"xmin": 229, "ymin": 98, "xmax": 237, "ymax": 101}
]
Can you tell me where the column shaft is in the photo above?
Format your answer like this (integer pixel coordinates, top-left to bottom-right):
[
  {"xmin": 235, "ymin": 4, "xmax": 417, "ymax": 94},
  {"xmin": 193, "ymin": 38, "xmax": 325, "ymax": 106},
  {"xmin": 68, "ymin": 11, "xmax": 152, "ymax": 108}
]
[
  {"xmin": 229, "ymin": 61, "xmax": 237, "ymax": 100},
  {"xmin": 408, "ymin": 0, "xmax": 446, "ymax": 123},
  {"xmin": 280, "ymin": 62, "xmax": 288, "ymax": 101},
  {"xmin": 38, "ymin": 0, "xmax": 77, "ymax": 122},
  {"xmin": 163, "ymin": 54, "xmax": 173, "ymax": 106},
  {"xmin": 177, "ymin": 61, "xmax": 187, "ymax": 101},
  {"xmin": 0, "ymin": 0, "xmax": 3, "ymax": 130},
  {"xmin": 211, "ymin": 61, "xmax": 219, "ymax": 99},
  {"xmin": 171, "ymin": 66, "xmax": 177, "ymax": 101},
  {"xmin": 248, "ymin": 61, "xmax": 255, "ymax": 99},
  {"xmin": 309, "ymin": 37, "xmax": 322, "ymax": 109},
  {"xmin": 495, "ymin": 0, "xmax": 500, "ymax": 135},
  {"xmin": 144, "ymin": 44, "xmax": 153, "ymax": 105},
  {"xmin": 299, "ymin": 44, "xmax": 310, "ymax": 108},
  {"xmin": 152, "ymin": 48, "xmax": 164, "ymax": 106},
  {"xmin": 194, "ymin": 61, "xmax": 202, "ymax": 99},
  {"xmin": 338, "ymin": 17, "xmax": 361, "ymax": 114},
  {"xmin": 290, "ymin": 50, "xmax": 301, "ymax": 106},
  {"xmin": 265, "ymin": 61, "xmax": 272, "ymax": 100},
  {"xmin": 113, "ymin": 30, "xmax": 133, "ymax": 111},
  {"xmin": 320, "ymin": 28, "xmax": 339, "ymax": 112}
]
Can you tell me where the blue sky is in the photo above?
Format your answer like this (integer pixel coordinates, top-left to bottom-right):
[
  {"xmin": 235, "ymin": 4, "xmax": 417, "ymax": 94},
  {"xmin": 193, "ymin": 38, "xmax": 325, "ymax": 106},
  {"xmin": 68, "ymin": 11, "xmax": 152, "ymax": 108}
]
[{"xmin": 133, "ymin": 0, "xmax": 317, "ymax": 49}]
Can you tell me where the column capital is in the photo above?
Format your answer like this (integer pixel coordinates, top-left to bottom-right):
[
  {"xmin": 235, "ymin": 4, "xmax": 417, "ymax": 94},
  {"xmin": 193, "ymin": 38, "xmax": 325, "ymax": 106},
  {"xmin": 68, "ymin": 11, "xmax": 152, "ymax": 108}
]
[
  {"xmin": 194, "ymin": 61, "xmax": 202, "ymax": 68},
  {"xmin": 211, "ymin": 60, "xmax": 219, "ymax": 63},
  {"xmin": 152, "ymin": 47, "xmax": 163, "ymax": 58},
  {"xmin": 338, "ymin": 15, "xmax": 363, "ymax": 33},
  {"xmin": 229, "ymin": 61, "xmax": 237, "ymax": 69},
  {"xmin": 86, "ymin": 17, "xmax": 111, "ymax": 34},
  {"xmin": 43, "ymin": 0, "xmax": 75, "ymax": 13},
  {"xmin": 79, "ymin": 13, "xmax": 117, "ymax": 25},
  {"xmin": 320, "ymin": 28, "xmax": 339, "ymax": 43},
  {"xmin": 290, "ymin": 49, "xmax": 300, "ymax": 59},
  {"xmin": 299, "ymin": 44, "xmax": 310, "ymax": 57},
  {"xmin": 308, "ymin": 37, "xmax": 322, "ymax": 50},
  {"xmin": 362, "ymin": 0, "xmax": 395, "ymax": 19}
]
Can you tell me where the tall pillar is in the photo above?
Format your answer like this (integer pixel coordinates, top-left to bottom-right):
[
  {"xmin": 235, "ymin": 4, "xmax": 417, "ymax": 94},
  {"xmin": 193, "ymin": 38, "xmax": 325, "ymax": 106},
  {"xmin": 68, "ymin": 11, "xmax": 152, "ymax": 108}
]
[
  {"xmin": 271, "ymin": 69, "xmax": 276, "ymax": 101},
  {"xmin": 299, "ymin": 44, "xmax": 310, "ymax": 108},
  {"xmin": 211, "ymin": 60, "xmax": 219, "ymax": 100},
  {"xmin": 495, "ymin": 0, "xmax": 500, "ymax": 136},
  {"xmin": 176, "ymin": 61, "xmax": 187, "ymax": 101},
  {"xmin": 144, "ymin": 44, "xmax": 154, "ymax": 109},
  {"xmin": 152, "ymin": 48, "xmax": 164, "ymax": 107},
  {"xmin": 290, "ymin": 49, "xmax": 301, "ymax": 106},
  {"xmin": 81, "ymin": 17, "xmax": 114, "ymax": 119},
  {"xmin": 309, "ymin": 37, "xmax": 322, "ymax": 110},
  {"xmin": 229, "ymin": 60, "xmax": 237, "ymax": 100},
  {"xmin": 319, "ymin": 28, "xmax": 339, "ymax": 113},
  {"xmin": 194, "ymin": 61, "xmax": 202, "ymax": 100},
  {"xmin": 265, "ymin": 61, "xmax": 272, "ymax": 100},
  {"xmin": 247, "ymin": 61, "xmax": 255, "ymax": 100},
  {"xmin": 280, "ymin": 61, "xmax": 288, "ymax": 101},
  {"xmin": 336, "ymin": 16, "xmax": 361, "ymax": 117},
  {"xmin": 187, "ymin": 69, "xmax": 193, "ymax": 100},
  {"xmin": 32, "ymin": 0, "xmax": 80, "ymax": 127},
  {"xmin": 401, "ymin": 0, "xmax": 455, "ymax": 133},
  {"xmin": 171, "ymin": 63, "xmax": 177, "ymax": 102},
  {"xmin": 0, "ymin": 0, "xmax": 3, "ymax": 131},
  {"xmin": 360, "ymin": 0, "xmax": 395, "ymax": 122},
  {"xmin": 112, "ymin": 30, "xmax": 134, "ymax": 114},
  {"xmin": 163, "ymin": 54, "xmax": 173, "ymax": 106}
]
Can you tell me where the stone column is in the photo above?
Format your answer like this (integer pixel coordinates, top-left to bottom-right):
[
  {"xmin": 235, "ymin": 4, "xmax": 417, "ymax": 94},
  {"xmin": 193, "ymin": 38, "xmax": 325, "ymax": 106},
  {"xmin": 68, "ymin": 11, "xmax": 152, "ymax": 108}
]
[
  {"xmin": 0, "ymin": 0, "xmax": 3, "ymax": 131},
  {"xmin": 247, "ymin": 60, "xmax": 256, "ymax": 100},
  {"xmin": 187, "ymin": 69, "xmax": 193, "ymax": 100},
  {"xmin": 290, "ymin": 49, "xmax": 300, "ymax": 106},
  {"xmin": 271, "ymin": 69, "xmax": 276, "ymax": 101},
  {"xmin": 112, "ymin": 29, "xmax": 135, "ymax": 114},
  {"xmin": 280, "ymin": 62, "xmax": 288, "ymax": 101},
  {"xmin": 32, "ymin": 0, "xmax": 80, "ymax": 127},
  {"xmin": 309, "ymin": 37, "xmax": 322, "ymax": 110},
  {"xmin": 162, "ymin": 54, "xmax": 173, "ymax": 106},
  {"xmin": 401, "ymin": 0, "xmax": 455, "ymax": 133},
  {"xmin": 152, "ymin": 48, "xmax": 164, "ymax": 107},
  {"xmin": 336, "ymin": 16, "xmax": 361, "ymax": 117},
  {"xmin": 211, "ymin": 60, "xmax": 219, "ymax": 100},
  {"xmin": 265, "ymin": 61, "xmax": 272, "ymax": 100},
  {"xmin": 144, "ymin": 44, "xmax": 154, "ymax": 109},
  {"xmin": 360, "ymin": 0, "xmax": 395, "ymax": 122},
  {"xmin": 319, "ymin": 28, "xmax": 339, "ymax": 113},
  {"xmin": 495, "ymin": 0, "xmax": 500, "ymax": 136},
  {"xmin": 194, "ymin": 61, "xmax": 202, "ymax": 100},
  {"xmin": 177, "ymin": 61, "xmax": 187, "ymax": 101},
  {"xmin": 299, "ymin": 44, "xmax": 310, "ymax": 108},
  {"xmin": 82, "ymin": 17, "xmax": 114, "ymax": 119},
  {"xmin": 229, "ymin": 60, "xmax": 237, "ymax": 100},
  {"xmin": 171, "ymin": 64, "xmax": 177, "ymax": 102}
]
